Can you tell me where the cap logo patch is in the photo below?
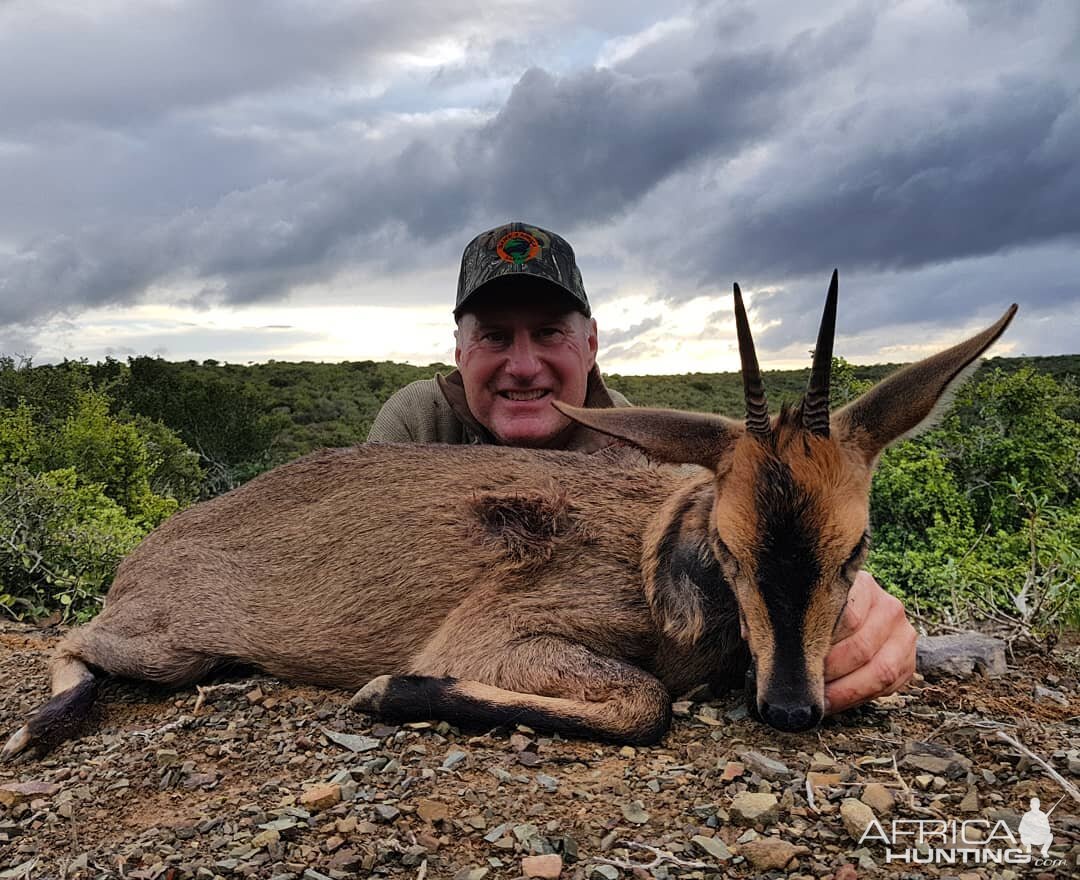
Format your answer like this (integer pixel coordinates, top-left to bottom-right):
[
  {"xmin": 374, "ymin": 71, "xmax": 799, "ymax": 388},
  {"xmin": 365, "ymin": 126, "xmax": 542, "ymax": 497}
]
[{"xmin": 496, "ymin": 231, "xmax": 541, "ymax": 265}]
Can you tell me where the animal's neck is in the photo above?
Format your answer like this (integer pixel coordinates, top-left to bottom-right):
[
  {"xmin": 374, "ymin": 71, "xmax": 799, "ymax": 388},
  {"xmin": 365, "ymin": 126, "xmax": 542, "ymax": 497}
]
[{"xmin": 642, "ymin": 477, "xmax": 748, "ymax": 695}]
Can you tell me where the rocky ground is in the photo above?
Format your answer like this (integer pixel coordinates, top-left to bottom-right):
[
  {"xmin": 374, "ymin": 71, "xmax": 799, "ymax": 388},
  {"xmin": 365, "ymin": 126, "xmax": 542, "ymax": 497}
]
[{"xmin": 0, "ymin": 622, "xmax": 1077, "ymax": 880}]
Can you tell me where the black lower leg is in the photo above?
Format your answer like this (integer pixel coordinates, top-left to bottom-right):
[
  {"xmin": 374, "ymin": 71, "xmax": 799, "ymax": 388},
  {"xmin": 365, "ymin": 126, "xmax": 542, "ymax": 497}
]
[
  {"xmin": 26, "ymin": 676, "xmax": 99, "ymax": 753},
  {"xmin": 362, "ymin": 674, "xmax": 670, "ymax": 745}
]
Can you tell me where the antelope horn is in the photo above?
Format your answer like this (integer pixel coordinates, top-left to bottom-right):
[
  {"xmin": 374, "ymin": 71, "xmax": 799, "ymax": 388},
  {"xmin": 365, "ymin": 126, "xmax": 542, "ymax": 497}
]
[
  {"xmin": 733, "ymin": 283, "xmax": 771, "ymax": 437},
  {"xmin": 803, "ymin": 269, "xmax": 838, "ymax": 436}
]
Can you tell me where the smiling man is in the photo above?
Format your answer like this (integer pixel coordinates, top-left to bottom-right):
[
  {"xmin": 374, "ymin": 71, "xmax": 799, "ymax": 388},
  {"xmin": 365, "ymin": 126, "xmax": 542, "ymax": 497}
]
[
  {"xmin": 367, "ymin": 222, "xmax": 629, "ymax": 450},
  {"xmin": 367, "ymin": 221, "xmax": 916, "ymax": 716}
]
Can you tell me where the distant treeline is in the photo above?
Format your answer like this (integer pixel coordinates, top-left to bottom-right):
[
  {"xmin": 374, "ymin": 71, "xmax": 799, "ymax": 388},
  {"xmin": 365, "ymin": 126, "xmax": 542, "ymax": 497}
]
[
  {"xmin": 55, "ymin": 352, "xmax": 1080, "ymax": 470},
  {"xmin": 606, "ymin": 354, "xmax": 1079, "ymax": 414}
]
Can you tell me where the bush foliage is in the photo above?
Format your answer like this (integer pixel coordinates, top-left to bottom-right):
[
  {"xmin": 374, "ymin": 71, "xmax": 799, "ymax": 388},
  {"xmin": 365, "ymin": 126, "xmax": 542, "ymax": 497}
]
[
  {"xmin": 0, "ymin": 358, "xmax": 202, "ymax": 621},
  {"xmin": 867, "ymin": 367, "xmax": 1080, "ymax": 630},
  {"xmin": 0, "ymin": 353, "xmax": 1076, "ymax": 630}
]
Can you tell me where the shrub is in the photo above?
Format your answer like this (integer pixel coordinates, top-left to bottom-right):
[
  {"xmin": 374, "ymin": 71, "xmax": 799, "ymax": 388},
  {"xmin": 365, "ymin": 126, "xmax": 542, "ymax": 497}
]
[
  {"xmin": 867, "ymin": 368, "xmax": 1080, "ymax": 632},
  {"xmin": 0, "ymin": 469, "xmax": 146, "ymax": 622},
  {"xmin": 0, "ymin": 360, "xmax": 202, "ymax": 621}
]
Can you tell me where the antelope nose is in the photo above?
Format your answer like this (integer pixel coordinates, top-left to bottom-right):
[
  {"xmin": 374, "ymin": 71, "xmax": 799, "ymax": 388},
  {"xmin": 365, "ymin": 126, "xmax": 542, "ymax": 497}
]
[{"xmin": 759, "ymin": 700, "xmax": 820, "ymax": 732}]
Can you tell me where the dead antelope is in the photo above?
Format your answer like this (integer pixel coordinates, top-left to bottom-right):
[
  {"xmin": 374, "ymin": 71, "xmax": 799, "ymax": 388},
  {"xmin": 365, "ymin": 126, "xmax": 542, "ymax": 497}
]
[{"xmin": 2, "ymin": 274, "xmax": 1015, "ymax": 758}]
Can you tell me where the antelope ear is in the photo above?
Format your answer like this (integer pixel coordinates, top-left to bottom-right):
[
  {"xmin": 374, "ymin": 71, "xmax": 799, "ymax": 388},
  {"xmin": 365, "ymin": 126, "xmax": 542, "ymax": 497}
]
[
  {"xmin": 834, "ymin": 305, "xmax": 1017, "ymax": 464},
  {"xmin": 554, "ymin": 403, "xmax": 743, "ymax": 470}
]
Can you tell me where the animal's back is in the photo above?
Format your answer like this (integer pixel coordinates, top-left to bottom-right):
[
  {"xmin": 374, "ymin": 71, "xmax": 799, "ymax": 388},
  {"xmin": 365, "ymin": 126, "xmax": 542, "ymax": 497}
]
[{"xmin": 96, "ymin": 443, "xmax": 686, "ymax": 686}]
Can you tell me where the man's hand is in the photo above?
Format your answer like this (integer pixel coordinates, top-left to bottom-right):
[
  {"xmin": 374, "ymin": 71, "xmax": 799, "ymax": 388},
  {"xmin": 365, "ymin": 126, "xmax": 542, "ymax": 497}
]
[{"xmin": 824, "ymin": 570, "xmax": 916, "ymax": 714}]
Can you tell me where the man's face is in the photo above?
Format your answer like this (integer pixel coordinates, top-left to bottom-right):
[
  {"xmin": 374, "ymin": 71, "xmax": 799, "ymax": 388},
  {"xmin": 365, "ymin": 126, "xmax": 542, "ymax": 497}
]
[{"xmin": 455, "ymin": 292, "xmax": 598, "ymax": 447}]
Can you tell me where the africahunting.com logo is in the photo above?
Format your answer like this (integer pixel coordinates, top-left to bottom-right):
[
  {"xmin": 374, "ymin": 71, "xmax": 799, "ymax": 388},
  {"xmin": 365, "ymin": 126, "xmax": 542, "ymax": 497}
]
[{"xmin": 857, "ymin": 797, "xmax": 1066, "ymax": 868}]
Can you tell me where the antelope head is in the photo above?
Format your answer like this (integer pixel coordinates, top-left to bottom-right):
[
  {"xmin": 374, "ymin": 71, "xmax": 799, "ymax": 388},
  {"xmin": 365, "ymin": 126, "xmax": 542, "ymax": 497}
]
[{"xmin": 557, "ymin": 272, "xmax": 1016, "ymax": 731}]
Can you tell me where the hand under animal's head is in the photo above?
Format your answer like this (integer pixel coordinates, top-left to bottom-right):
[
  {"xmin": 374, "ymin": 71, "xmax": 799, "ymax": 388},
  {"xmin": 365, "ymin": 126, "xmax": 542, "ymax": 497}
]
[{"xmin": 557, "ymin": 272, "xmax": 1016, "ymax": 731}]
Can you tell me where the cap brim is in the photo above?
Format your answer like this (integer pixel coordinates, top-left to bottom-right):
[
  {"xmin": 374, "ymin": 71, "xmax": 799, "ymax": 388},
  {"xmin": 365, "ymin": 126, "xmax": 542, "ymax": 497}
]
[{"xmin": 454, "ymin": 274, "xmax": 590, "ymax": 318}]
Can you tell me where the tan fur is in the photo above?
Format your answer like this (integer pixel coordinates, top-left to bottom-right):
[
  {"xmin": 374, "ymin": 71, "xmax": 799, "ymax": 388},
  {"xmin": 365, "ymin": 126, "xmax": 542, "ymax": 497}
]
[
  {"xmin": 719, "ymin": 422, "xmax": 874, "ymax": 711},
  {"xmin": 3, "ymin": 295, "xmax": 1016, "ymax": 755}
]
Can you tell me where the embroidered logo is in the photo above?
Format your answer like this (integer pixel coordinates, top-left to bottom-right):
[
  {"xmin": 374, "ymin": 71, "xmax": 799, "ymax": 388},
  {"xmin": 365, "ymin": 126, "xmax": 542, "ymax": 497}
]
[{"xmin": 496, "ymin": 230, "xmax": 541, "ymax": 265}]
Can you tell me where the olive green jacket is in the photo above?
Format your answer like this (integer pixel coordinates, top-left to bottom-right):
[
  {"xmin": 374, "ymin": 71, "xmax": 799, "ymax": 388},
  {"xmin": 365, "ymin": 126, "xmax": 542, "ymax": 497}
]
[{"xmin": 366, "ymin": 366, "xmax": 630, "ymax": 452}]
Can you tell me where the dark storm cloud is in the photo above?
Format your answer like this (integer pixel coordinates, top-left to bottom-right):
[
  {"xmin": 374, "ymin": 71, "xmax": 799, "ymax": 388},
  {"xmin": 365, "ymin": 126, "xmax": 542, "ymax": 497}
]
[
  {"xmin": 677, "ymin": 80, "xmax": 1080, "ymax": 286},
  {"xmin": 599, "ymin": 340, "xmax": 667, "ymax": 364},
  {"xmin": 0, "ymin": 0, "xmax": 1077, "ymax": 360},
  {"xmin": 1, "ymin": 21, "xmax": 837, "ymax": 325},
  {"xmin": 0, "ymin": 0, "xmax": 491, "ymax": 132},
  {"xmin": 752, "ymin": 243, "xmax": 1079, "ymax": 353},
  {"xmin": 599, "ymin": 316, "xmax": 663, "ymax": 348}
]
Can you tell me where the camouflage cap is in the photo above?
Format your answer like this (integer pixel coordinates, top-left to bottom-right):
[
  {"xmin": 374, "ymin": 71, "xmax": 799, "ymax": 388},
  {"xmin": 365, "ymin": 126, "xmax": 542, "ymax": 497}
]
[{"xmin": 455, "ymin": 222, "xmax": 590, "ymax": 318}]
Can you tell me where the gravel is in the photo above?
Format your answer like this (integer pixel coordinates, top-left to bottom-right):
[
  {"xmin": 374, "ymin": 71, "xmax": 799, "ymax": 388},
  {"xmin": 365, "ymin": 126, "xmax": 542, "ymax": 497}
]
[{"xmin": 1, "ymin": 621, "xmax": 1077, "ymax": 878}]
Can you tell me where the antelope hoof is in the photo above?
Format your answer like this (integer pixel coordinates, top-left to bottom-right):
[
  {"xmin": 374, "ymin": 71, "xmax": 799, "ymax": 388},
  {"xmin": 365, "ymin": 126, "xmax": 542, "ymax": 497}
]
[
  {"xmin": 349, "ymin": 675, "xmax": 392, "ymax": 713},
  {"xmin": 1, "ymin": 726, "xmax": 32, "ymax": 761}
]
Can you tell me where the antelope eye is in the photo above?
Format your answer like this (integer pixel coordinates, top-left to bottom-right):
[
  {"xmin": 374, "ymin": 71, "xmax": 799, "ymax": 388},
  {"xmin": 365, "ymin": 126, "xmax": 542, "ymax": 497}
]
[{"xmin": 839, "ymin": 532, "xmax": 870, "ymax": 578}]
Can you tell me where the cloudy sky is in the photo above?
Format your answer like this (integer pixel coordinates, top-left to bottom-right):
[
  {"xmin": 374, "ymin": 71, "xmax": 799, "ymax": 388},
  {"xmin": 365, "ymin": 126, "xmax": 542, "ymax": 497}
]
[{"xmin": 1, "ymin": 0, "xmax": 1077, "ymax": 374}]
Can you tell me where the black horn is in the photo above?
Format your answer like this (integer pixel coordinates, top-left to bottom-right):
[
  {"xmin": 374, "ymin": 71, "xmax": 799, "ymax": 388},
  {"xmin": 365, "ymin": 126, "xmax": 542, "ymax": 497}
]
[
  {"xmin": 803, "ymin": 270, "xmax": 838, "ymax": 436},
  {"xmin": 733, "ymin": 283, "xmax": 771, "ymax": 438}
]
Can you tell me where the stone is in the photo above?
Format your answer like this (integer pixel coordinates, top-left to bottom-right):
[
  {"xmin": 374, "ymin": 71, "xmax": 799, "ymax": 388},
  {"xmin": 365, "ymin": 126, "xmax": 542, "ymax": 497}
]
[
  {"xmin": 319, "ymin": 727, "xmax": 380, "ymax": 753},
  {"xmin": 0, "ymin": 782, "xmax": 60, "ymax": 807},
  {"xmin": 916, "ymin": 632, "xmax": 1006, "ymax": 679},
  {"xmin": 513, "ymin": 823, "xmax": 541, "ymax": 845},
  {"xmin": 258, "ymin": 817, "xmax": 299, "ymax": 834},
  {"xmin": 834, "ymin": 865, "xmax": 858, "ymax": 880},
  {"xmin": 521, "ymin": 854, "xmax": 563, "ymax": 878},
  {"xmin": 840, "ymin": 798, "xmax": 876, "ymax": 841},
  {"xmin": 720, "ymin": 761, "xmax": 745, "ymax": 781},
  {"xmin": 401, "ymin": 845, "xmax": 427, "ymax": 867},
  {"xmin": 737, "ymin": 751, "xmax": 793, "ymax": 780},
  {"xmin": 1033, "ymin": 684, "xmax": 1068, "ymax": 706},
  {"xmin": 416, "ymin": 798, "xmax": 449, "ymax": 824},
  {"xmin": 442, "ymin": 750, "xmax": 467, "ymax": 770},
  {"xmin": 860, "ymin": 783, "xmax": 894, "ymax": 816},
  {"xmin": 959, "ymin": 787, "xmax": 980, "ymax": 813},
  {"xmin": 299, "ymin": 784, "xmax": 341, "ymax": 811},
  {"xmin": 251, "ymin": 829, "xmax": 281, "ymax": 848},
  {"xmin": 807, "ymin": 771, "xmax": 843, "ymax": 789},
  {"xmin": 483, "ymin": 823, "xmax": 510, "ymax": 843},
  {"xmin": 691, "ymin": 834, "xmax": 731, "ymax": 860},
  {"xmin": 729, "ymin": 792, "xmax": 779, "ymax": 826},
  {"xmin": 898, "ymin": 741, "xmax": 972, "ymax": 779},
  {"xmin": 536, "ymin": 773, "xmax": 559, "ymax": 792},
  {"xmin": 852, "ymin": 847, "xmax": 876, "ymax": 870},
  {"xmin": 620, "ymin": 802, "xmax": 650, "ymax": 825},
  {"xmin": 374, "ymin": 804, "xmax": 400, "ymax": 821},
  {"xmin": 739, "ymin": 838, "xmax": 808, "ymax": 871}
]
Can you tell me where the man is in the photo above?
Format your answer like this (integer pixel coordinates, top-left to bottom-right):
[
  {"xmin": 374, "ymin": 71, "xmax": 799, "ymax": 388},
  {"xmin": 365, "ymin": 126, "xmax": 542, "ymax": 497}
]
[
  {"xmin": 369, "ymin": 221, "xmax": 916, "ymax": 715},
  {"xmin": 368, "ymin": 222, "xmax": 626, "ymax": 451}
]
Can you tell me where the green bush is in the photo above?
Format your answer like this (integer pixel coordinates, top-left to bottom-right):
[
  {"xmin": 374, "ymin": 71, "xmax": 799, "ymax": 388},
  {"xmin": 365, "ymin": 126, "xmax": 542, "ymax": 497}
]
[
  {"xmin": 0, "ymin": 468, "xmax": 146, "ymax": 622},
  {"xmin": 0, "ymin": 361, "xmax": 202, "ymax": 621},
  {"xmin": 867, "ymin": 368, "xmax": 1080, "ymax": 632},
  {"xmin": 123, "ymin": 357, "xmax": 289, "ymax": 495}
]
